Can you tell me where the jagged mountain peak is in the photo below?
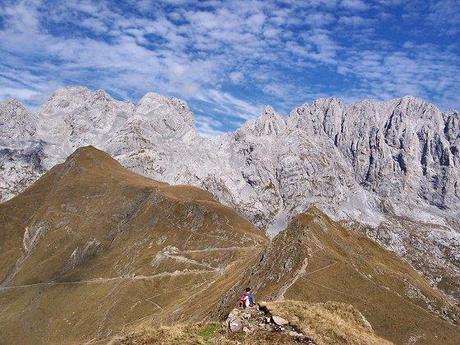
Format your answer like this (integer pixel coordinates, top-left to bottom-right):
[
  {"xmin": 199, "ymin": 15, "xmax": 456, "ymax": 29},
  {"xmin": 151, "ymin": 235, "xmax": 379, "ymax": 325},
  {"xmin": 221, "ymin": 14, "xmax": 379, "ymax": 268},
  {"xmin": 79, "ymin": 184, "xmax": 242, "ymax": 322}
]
[
  {"xmin": 398, "ymin": 94, "xmax": 432, "ymax": 106},
  {"xmin": 40, "ymin": 85, "xmax": 132, "ymax": 114},
  {"xmin": 238, "ymin": 105, "xmax": 286, "ymax": 136},
  {"xmin": 35, "ymin": 86, "xmax": 135, "ymax": 152},
  {"xmin": 309, "ymin": 96, "xmax": 344, "ymax": 108},
  {"xmin": 137, "ymin": 92, "xmax": 191, "ymax": 113},
  {"xmin": 384, "ymin": 95, "xmax": 442, "ymax": 119},
  {"xmin": 46, "ymin": 85, "xmax": 112, "ymax": 99},
  {"xmin": 0, "ymin": 98, "xmax": 37, "ymax": 141},
  {"xmin": 135, "ymin": 91, "xmax": 195, "ymax": 135},
  {"xmin": 288, "ymin": 97, "xmax": 344, "ymax": 137},
  {"xmin": 0, "ymin": 98, "xmax": 28, "ymax": 109},
  {"xmin": 261, "ymin": 105, "xmax": 276, "ymax": 116},
  {"xmin": 1, "ymin": 87, "xmax": 460, "ymax": 308},
  {"xmin": 43, "ymin": 86, "xmax": 97, "ymax": 106},
  {"xmin": 138, "ymin": 91, "xmax": 175, "ymax": 105}
]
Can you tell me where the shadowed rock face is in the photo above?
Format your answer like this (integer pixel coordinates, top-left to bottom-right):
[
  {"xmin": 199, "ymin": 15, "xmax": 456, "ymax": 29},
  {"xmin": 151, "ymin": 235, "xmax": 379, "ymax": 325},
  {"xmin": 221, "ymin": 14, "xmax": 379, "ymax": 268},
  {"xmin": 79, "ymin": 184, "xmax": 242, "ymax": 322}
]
[
  {"xmin": 0, "ymin": 147, "xmax": 458, "ymax": 345},
  {"xmin": 0, "ymin": 87, "xmax": 459, "ymax": 304}
]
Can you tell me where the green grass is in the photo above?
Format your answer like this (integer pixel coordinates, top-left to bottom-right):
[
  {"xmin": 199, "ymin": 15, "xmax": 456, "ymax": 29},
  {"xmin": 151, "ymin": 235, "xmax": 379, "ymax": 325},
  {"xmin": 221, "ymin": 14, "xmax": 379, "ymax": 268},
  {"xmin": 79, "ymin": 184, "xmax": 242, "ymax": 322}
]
[{"xmin": 195, "ymin": 323, "xmax": 221, "ymax": 342}]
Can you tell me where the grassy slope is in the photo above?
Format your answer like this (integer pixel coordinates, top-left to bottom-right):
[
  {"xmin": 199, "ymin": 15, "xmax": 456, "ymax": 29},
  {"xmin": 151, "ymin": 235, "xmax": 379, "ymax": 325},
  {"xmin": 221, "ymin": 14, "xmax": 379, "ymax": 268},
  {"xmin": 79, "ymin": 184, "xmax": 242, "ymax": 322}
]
[
  {"xmin": 0, "ymin": 146, "xmax": 267, "ymax": 345},
  {"xmin": 1, "ymin": 146, "xmax": 459, "ymax": 345},
  {"xmin": 259, "ymin": 209, "xmax": 460, "ymax": 345}
]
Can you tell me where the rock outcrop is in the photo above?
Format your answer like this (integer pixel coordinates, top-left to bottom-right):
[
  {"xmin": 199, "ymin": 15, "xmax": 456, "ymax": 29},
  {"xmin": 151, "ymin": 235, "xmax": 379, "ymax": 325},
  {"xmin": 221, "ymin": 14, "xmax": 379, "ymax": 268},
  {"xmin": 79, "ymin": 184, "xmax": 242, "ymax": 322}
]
[{"xmin": 225, "ymin": 305, "xmax": 315, "ymax": 343}]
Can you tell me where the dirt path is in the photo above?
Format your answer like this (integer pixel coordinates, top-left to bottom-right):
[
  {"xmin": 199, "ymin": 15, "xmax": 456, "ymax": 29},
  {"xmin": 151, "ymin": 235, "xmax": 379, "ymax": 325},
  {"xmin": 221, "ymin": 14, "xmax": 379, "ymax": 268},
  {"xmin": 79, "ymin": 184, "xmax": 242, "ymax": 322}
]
[
  {"xmin": 182, "ymin": 246, "xmax": 256, "ymax": 253},
  {"xmin": 1, "ymin": 245, "xmax": 261, "ymax": 291},
  {"xmin": 0, "ymin": 269, "xmax": 217, "ymax": 291},
  {"xmin": 276, "ymin": 257, "xmax": 309, "ymax": 300},
  {"xmin": 163, "ymin": 252, "xmax": 217, "ymax": 270}
]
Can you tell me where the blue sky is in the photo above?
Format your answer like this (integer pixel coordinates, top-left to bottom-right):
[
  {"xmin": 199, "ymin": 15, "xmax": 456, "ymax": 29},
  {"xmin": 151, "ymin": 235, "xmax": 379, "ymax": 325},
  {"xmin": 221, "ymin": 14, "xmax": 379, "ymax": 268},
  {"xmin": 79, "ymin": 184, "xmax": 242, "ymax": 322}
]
[{"xmin": 0, "ymin": 0, "xmax": 459, "ymax": 135}]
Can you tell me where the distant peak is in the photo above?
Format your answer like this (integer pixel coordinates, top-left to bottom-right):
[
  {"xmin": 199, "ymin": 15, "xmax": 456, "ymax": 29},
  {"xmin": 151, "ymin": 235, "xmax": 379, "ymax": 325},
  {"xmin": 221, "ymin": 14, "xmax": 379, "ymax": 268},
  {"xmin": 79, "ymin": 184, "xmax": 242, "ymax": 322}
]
[
  {"xmin": 238, "ymin": 106, "xmax": 286, "ymax": 136},
  {"xmin": 137, "ymin": 92, "xmax": 190, "ymax": 114},
  {"xmin": 138, "ymin": 92, "xmax": 165, "ymax": 105},
  {"xmin": 0, "ymin": 98, "xmax": 29, "ymax": 110},
  {"xmin": 384, "ymin": 95, "xmax": 443, "ymax": 118},
  {"xmin": 134, "ymin": 92, "xmax": 196, "ymax": 137},
  {"xmin": 311, "ymin": 97, "xmax": 344, "ymax": 108},
  {"xmin": 47, "ymin": 85, "xmax": 113, "ymax": 101},
  {"xmin": 50, "ymin": 85, "xmax": 90, "ymax": 96},
  {"xmin": 400, "ymin": 95, "xmax": 423, "ymax": 102},
  {"xmin": 261, "ymin": 105, "xmax": 276, "ymax": 117},
  {"xmin": 0, "ymin": 97, "xmax": 37, "ymax": 139},
  {"xmin": 396, "ymin": 95, "xmax": 432, "ymax": 108}
]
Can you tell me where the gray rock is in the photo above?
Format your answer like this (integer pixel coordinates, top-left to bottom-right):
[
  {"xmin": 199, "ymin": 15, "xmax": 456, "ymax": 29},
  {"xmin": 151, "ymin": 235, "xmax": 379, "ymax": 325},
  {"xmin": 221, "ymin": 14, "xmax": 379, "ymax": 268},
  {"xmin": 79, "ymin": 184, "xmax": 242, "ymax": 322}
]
[
  {"xmin": 228, "ymin": 318, "xmax": 243, "ymax": 332},
  {"xmin": 272, "ymin": 315, "xmax": 289, "ymax": 326},
  {"xmin": 2, "ymin": 88, "xmax": 460, "ymax": 302},
  {"xmin": 289, "ymin": 330, "xmax": 304, "ymax": 337},
  {"xmin": 63, "ymin": 239, "xmax": 102, "ymax": 272},
  {"xmin": 242, "ymin": 312, "xmax": 251, "ymax": 319},
  {"xmin": 242, "ymin": 326, "xmax": 252, "ymax": 334}
]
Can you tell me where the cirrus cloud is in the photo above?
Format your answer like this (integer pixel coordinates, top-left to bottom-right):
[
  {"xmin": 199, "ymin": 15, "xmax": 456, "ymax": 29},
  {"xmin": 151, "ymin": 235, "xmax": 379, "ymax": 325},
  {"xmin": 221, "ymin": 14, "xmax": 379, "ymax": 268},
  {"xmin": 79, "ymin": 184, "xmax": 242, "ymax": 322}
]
[{"xmin": 0, "ymin": 0, "xmax": 459, "ymax": 135}]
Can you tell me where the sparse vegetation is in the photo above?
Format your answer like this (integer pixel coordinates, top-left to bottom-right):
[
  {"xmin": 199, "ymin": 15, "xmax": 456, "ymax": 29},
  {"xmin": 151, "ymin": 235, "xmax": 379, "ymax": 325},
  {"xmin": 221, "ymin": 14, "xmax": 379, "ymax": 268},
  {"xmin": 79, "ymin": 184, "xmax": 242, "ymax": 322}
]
[
  {"xmin": 109, "ymin": 300, "xmax": 393, "ymax": 345},
  {"xmin": 108, "ymin": 322, "xmax": 297, "ymax": 345},
  {"xmin": 266, "ymin": 301, "xmax": 392, "ymax": 345}
]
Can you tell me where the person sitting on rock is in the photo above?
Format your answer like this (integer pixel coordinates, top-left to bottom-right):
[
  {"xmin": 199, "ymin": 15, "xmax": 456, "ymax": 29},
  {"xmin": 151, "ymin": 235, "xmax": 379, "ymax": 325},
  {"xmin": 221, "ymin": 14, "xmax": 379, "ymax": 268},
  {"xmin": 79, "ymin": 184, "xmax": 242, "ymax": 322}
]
[{"xmin": 239, "ymin": 287, "xmax": 255, "ymax": 308}]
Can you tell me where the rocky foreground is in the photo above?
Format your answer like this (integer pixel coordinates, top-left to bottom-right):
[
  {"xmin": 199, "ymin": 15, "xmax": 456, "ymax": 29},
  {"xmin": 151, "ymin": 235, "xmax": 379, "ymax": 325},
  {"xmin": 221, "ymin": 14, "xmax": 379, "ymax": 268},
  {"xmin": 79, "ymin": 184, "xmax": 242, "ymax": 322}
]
[{"xmin": 110, "ymin": 301, "xmax": 391, "ymax": 345}]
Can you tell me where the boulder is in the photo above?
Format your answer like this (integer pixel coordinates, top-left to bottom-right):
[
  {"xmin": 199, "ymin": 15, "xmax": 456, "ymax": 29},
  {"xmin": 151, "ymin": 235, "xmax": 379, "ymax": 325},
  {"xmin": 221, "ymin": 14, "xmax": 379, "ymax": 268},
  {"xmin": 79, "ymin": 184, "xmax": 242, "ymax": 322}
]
[
  {"xmin": 272, "ymin": 315, "xmax": 289, "ymax": 326},
  {"xmin": 228, "ymin": 318, "xmax": 243, "ymax": 332}
]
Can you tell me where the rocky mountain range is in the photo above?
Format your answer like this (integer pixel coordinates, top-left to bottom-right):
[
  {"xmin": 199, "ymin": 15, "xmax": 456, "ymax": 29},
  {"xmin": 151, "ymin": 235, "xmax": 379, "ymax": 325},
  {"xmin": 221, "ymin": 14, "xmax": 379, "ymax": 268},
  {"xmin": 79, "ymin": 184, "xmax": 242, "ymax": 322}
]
[
  {"xmin": 0, "ymin": 146, "xmax": 458, "ymax": 344},
  {"xmin": 1, "ymin": 86, "xmax": 459, "ymax": 304}
]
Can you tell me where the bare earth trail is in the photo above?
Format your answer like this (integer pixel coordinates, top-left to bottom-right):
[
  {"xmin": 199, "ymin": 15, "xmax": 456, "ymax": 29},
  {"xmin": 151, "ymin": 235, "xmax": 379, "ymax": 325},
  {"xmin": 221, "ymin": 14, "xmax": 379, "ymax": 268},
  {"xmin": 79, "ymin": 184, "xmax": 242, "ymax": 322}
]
[
  {"xmin": 0, "ymin": 245, "xmax": 260, "ymax": 291},
  {"xmin": 0, "ymin": 270, "xmax": 215, "ymax": 290},
  {"xmin": 276, "ymin": 257, "xmax": 309, "ymax": 301}
]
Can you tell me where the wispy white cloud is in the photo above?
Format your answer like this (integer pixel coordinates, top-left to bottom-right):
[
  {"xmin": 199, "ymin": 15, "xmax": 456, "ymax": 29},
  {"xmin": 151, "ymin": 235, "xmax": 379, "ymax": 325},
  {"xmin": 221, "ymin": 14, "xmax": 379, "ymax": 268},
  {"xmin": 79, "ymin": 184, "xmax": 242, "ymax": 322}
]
[
  {"xmin": 0, "ymin": 0, "xmax": 459, "ymax": 135},
  {"xmin": 195, "ymin": 115, "xmax": 226, "ymax": 137},
  {"xmin": 196, "ymin": 88, "xmax": 263, "ymax": 121},
  {"xmin": 338, "ymin": 15, "xmax": 374, "ymax": 26},
  {"xmin": 340, "ymin": 0, "xmax": 369, "ymax": 11}
]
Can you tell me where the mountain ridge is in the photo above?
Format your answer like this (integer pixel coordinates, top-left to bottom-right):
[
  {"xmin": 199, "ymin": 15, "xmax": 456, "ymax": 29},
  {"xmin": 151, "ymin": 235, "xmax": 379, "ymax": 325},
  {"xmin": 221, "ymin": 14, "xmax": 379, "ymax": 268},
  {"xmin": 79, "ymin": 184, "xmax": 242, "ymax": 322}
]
[
  {"xmin": 1, "ymin": 86, "xmax": 459, "ymax": 304},
  {"xmin": 0, "ymin": 146, "xmax": 458, "ymax": 345}
]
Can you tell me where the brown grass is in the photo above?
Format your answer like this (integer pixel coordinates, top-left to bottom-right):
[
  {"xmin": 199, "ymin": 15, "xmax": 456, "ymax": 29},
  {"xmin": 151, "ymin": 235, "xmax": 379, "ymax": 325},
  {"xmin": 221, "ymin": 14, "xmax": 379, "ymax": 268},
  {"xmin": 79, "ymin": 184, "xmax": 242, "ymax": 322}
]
[
  {"xmin": 1, "ymin": 147, "xmax": 459, "ymax": 345},
  {"xmin": 266, "ymin": 300, "xmax": 393, "ymax": 345},
  {"xmin": 107, "ymin": 322, "xmax": 297, "ymax": 345},
  {"xmin": 0, "ymin": 146, "xmax": 267, "ymax": 345}
]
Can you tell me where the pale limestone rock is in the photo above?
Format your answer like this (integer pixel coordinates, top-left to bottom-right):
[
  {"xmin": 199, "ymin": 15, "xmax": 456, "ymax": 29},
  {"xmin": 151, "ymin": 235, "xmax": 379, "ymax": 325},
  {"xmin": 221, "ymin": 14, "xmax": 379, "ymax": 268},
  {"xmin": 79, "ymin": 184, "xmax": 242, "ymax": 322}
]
[
  {"xmin": 272, "ymin": 315, "xmax": 289, "ymax": 326},
  {"xmin": 23, "ymin": 224, "xmax": 47, "ymax": 253},
  {"xmin": 1, "ymin": 86, "xmax": 459, "ymax": 301}
]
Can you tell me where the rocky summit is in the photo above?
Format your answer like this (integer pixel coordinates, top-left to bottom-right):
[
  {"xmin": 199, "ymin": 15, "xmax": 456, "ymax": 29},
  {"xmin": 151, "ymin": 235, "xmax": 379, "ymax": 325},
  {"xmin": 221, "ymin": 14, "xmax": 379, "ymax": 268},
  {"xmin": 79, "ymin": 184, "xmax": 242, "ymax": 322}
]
[
  {"xmin": 1, "ymin": 86, "xmax": 459, "ymax": 305},
  {"xmin": 0, "ymin": 146, "xmax": 459, "ymax": 344}
]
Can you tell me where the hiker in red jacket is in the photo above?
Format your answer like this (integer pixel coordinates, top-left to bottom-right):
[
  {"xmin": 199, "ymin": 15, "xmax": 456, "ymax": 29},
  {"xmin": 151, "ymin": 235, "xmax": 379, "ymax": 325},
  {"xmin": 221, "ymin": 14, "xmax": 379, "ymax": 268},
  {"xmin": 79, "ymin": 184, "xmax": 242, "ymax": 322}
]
[{"xmin": 239, "ymin": 287, "xmax": 255, "ymax": 308}]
